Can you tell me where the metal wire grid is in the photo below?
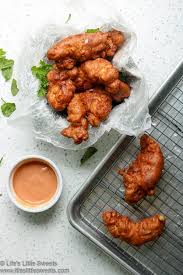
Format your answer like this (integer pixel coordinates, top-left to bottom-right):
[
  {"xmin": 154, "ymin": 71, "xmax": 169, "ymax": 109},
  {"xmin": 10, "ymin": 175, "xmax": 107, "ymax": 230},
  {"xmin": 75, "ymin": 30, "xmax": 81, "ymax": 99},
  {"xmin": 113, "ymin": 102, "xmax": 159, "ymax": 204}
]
[{"xmin": 80, "ymin": 77, "xmax": 183, "ymax": 275}]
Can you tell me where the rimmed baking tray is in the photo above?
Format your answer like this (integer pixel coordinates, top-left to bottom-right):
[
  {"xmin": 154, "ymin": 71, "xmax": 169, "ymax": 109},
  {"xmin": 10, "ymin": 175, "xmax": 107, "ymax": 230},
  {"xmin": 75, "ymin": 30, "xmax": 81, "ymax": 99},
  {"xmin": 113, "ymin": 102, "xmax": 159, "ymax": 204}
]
[{"xmin": 67, "ymin": 60, "xmax": 183, "ymax": 275}]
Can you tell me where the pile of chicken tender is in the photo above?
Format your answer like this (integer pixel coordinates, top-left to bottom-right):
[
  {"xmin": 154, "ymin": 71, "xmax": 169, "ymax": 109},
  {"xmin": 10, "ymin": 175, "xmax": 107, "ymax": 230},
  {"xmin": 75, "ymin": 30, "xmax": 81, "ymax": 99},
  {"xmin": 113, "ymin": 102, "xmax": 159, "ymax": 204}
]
[{"xmin": 46, "ymin": 30, "xmax": 131, "ymax": 144}]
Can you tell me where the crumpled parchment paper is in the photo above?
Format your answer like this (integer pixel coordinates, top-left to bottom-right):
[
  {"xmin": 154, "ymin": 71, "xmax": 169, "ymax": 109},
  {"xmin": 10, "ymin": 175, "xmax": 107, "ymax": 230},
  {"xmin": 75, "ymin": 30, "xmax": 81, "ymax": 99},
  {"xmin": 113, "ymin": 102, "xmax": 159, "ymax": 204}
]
[{"xmin": 11, "ymin": 1, "xmax": 151, "ymax": 150}]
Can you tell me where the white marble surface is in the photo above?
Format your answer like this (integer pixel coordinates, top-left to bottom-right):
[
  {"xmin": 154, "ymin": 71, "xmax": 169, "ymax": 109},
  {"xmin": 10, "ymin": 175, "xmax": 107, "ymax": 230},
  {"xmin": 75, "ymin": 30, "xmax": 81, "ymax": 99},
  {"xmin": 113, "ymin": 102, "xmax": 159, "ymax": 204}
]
[{"xmin": 0, "ymin": 0, "xmax": 183, "ymax": 274}]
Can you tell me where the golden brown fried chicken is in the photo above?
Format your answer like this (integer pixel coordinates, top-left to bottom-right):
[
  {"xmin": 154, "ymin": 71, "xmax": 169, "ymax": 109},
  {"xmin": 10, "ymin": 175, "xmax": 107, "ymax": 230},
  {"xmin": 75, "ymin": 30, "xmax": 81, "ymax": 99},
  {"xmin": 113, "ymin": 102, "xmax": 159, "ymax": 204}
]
[
  {"xmin": 61, "ymin": 118, "xmax": 89, "ymax": 144},
  {"xmin": 47, "ymin": 66, "xmax": 78, "ymax": 83},
  {"xmin": 111, "ymin": 81, "xmax": 131, "ymax": 102},
  {"xmin": 80, "ymin": 90, "xmax": 112, "ymax": 126},
  {"xmin": 118, "ymin": 134, "xmax": 164, "ymax": 204},
  {"xmin": 47, "ymin": 30, "xmax": 124, "ymax": 69},
  {"xmin": 105, "ymin": 80, "xmax": 131, "ymax": 102},
  {"xmin": 47, "ymin": 80, "xmax": 75, "ymax": 111},
  {"xmin": 47, "ymin": 66, "xmax": 92, "ymax": 92},
  {"xmin": 61, "ymin": 89, "xmax": 112, "ymax": 143},
  {"xmin": 79, "ymin": 58, "xmax": 130, "ymax": 100},
  {"xmin": 102, "ymin": 211, "xmax": 166, "ymax": 246},
  {"xmin": 52, "ymin": 58, "xmax": 131, "ymax": 101},
  {"xmin": 67, "ymin": 90, "xmax": 112, "ymax": 126},
  {"xmin": 66, "ymin": 94, "xmax": 86, "ymax": 123},
  {"xmin": 79, "ymin": 58, "xmax": 119, "ymax": 92},
  {"xmin": 56, "ymin": 57, "xmax": 76, "ymax": 70}
]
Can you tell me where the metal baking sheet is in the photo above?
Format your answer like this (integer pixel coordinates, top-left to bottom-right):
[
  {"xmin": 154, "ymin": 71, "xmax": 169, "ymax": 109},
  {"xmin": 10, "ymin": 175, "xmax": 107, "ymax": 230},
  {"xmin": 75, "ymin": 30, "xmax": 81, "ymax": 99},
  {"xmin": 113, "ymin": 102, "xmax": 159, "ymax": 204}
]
[{"xmin": 67, "ymin": 60, "xmax": 183, "ymax": 275}]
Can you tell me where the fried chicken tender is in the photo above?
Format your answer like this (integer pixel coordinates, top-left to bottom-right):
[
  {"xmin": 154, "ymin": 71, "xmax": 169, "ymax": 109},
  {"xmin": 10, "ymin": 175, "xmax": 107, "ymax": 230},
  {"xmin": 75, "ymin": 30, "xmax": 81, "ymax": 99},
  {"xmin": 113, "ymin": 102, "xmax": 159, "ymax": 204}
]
[
  {"xmin": 47, "ymin": 80, "xmax": 75, "ymax": 111},
  {"xmin": 52, "ymin": 58, "xmax": 131, "ymax": 101},
  {"xmin": 47, "ymin": 66, "xmax": 78, "ymax": 84},
  {"xmin": 79, "ymin": 58, "xmax": 130, "ymax": 100},
  {"xmin": 102, "ymin": 211, "xmax": 166, "ymax": 246},
  {"xmin": 67, "ymin": 90, "xmax": 112, "ymax": 125},
  {"xmin": 66, "ymin": 94, "xmax": 86, "ymax": 123},
  {"xmin": 118, "ymin": 134, "xmax": 164, "ymax": 204},
  {"xmin": 61, "ymin": 94, "xmax": 88, "ymax": 143},
  {"xmin": 61, "ymin": 89, "xmax": 112, "ymax": 143},
  {"xmin": 61, "ymin": 118, "xmax": 89, "ymax": 144},
  {"xmin": 107, "ymin": 81, "xmax": 131, "ymax": 102},
  {"xmin": 80, "ymin": 90, "xmax": 112, "ymax": 126},
  {"xmin": 79, "ymin": 58, "xmax": 118, "ymax": 92},
  {"xmin": 47, "ymin": 30, "xmax": 124, "ymax": 69}
]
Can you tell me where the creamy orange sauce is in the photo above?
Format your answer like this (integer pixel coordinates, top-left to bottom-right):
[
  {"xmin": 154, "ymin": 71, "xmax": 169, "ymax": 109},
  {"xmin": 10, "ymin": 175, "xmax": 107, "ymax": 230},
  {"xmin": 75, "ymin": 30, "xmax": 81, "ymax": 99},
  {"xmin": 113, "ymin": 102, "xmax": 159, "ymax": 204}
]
[{"xmin": 13, "ymin": 161, "xmax": 57, "ymax": 206}]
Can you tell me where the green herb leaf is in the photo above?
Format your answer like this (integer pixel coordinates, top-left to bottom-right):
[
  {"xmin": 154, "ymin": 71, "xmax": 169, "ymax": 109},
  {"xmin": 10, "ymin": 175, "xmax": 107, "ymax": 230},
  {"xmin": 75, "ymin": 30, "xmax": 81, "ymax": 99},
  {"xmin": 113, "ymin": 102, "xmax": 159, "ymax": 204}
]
[
  {"xmin": 37, "ymin": 87, "xmax": 47, "ymax": 97},
  {"xmin": 0, "ymin": 49, "xmax": 14, "ymax": 81},
  {"xmin": 86, "ymin": 28, "xmax": 100, "ymax": 33},
  {"xmin": 119, "ymin": 72, "xmax": 127, "ymax": 83},
  {"xmin": 0, "ymin": 49, "xmax": 6, "ymax": 58},
  {"xmin": 80, "ymin": 147, "xmax": 98, "ymax": 165},
  {"xmin": 2, "ymin": 66, "xmax": 13, "ymax": 81},
  {"xmin": 65, "ymin": 13, "xmax": 71, "ymax": 23},
  {"xmin": 1, "ymin": 101, "xmax": 16, "ymax": 117},
  {"xmin": 0, "ymin": 58, "xmax": 14, "ymax": 70},
  {"xmin": 11, "ymin": 79, "xmax": 19, "ymax": 96},
  {"xmin": 31, "ymin": 60, "xmax": 52, "ymax": 97},
  {"xmin": 0, "ymin": 156, "xmax": 4, "ymax": 166}
]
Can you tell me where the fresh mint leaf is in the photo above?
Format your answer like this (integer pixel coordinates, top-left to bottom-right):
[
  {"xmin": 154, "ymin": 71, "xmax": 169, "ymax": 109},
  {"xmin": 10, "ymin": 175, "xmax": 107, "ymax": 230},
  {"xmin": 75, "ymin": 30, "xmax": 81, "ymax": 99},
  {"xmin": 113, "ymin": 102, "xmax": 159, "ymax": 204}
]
[
  {"xmin": 1, "ymin": 66, "xmax": 13, "ymax": 81},
  {"xmin": 119, "ymin": 72, "xmax": 127, "ymax": 83},
  {"xmin": 37, "ymin": 87, "xmax": 47, "ymax": 97},
  {"xmin": 65, "ymin": 13, "xmax": 71, "ymax": 23},
  {"xmin": 0, "ymin": 58, "xmax": 14, "ymax": 70},
  {"xmin": 1, "ymin": 100, "xmax": 16, "ymax": 117},
  {"xmin": 80, "ymin": 147, "xmax": 98, "ymax": 165},
  {"xmin": 0, "ymin": 50, "xmax": 14, "ymax": 81},
  {"xmin": 31, "ymin": 60, "xmax": 52, "ymax": 97},
  {"xmin": 0, "ymin": 156, "xmax": 4, "ymax": 166},
  {"xmin": 0, "ymin": 49, "xmax": 6, "ymax": 58},
  {"xmin": 0, "ymin": 49, "xmax": 14, "ymax": 81},
  {"xmin": 11, "ymin": 79, "xmax": 19, "ymax": 96},
  {"xmin": 86, "ymin": 28, "xmax": 100, "ymax": 33}
]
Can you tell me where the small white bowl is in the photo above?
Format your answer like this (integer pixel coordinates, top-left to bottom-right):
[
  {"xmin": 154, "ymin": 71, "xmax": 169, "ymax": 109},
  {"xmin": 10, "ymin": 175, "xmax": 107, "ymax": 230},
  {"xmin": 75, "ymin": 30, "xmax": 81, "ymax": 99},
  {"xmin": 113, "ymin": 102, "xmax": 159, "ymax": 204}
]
[{"xmin": 8, "ymin": 155, "xmax": 63, "ymax": 213}]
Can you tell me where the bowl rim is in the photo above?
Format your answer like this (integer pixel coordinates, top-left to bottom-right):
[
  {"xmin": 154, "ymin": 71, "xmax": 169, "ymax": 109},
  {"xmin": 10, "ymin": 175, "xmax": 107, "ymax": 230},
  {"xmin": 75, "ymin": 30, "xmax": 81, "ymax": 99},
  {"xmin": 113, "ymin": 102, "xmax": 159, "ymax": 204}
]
[{"xmin": 8, "ymin": 155, "xmax": 63, "ymax": 213}]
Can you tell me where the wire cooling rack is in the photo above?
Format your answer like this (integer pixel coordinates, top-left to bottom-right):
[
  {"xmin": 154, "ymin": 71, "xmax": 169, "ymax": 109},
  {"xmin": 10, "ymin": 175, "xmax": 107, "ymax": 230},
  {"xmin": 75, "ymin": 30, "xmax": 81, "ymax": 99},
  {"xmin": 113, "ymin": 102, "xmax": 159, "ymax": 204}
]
[{"xmin": 68, "ymin": 62, "xmax": 183, "ymax": 275}]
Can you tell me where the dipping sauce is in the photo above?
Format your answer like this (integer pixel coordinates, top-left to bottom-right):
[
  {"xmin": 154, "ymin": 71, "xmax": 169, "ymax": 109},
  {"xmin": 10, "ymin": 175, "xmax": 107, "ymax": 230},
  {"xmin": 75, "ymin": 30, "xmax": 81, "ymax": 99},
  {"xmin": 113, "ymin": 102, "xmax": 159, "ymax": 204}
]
[{"xmin": 13, "ymin": 161, "xmax": 57, "ymax": 206}]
